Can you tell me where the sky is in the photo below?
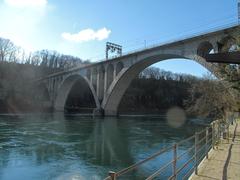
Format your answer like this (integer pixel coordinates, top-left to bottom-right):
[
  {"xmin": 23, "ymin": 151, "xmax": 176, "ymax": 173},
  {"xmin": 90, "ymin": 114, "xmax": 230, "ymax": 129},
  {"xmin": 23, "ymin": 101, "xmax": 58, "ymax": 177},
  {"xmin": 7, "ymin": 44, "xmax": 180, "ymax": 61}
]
[{"xmin": 0, "ymin": 0, "xmax": 238, "ymax": 76}]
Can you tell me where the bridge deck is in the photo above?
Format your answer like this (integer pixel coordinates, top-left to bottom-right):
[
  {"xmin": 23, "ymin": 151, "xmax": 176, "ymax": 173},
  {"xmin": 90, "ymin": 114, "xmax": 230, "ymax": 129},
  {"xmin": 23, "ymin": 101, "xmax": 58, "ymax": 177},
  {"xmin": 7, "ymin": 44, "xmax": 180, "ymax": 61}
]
[
  {"xmin": 37, "ymin": 23, "xmax": 239, "ymax": 81},
  {"xmin": 190, "ymin": 120, "xmax": 240, "ymax": 180}
]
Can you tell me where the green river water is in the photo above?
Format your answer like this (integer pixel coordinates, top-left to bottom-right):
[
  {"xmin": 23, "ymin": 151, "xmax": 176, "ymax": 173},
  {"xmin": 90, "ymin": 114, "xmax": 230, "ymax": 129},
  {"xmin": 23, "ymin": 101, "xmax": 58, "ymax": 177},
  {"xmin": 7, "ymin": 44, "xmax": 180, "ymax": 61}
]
[{"xmin": 0, "ymin": 113, "xmax": 204, "ymax": 180}]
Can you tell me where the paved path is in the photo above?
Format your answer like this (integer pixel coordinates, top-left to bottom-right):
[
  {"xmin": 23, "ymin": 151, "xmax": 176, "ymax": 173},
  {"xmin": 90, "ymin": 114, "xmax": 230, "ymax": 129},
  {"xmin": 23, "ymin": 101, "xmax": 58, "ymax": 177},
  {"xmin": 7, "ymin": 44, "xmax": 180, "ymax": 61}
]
[{"xmin": 191, "ymin": 120, "xmax": 240, "ymax": 180}]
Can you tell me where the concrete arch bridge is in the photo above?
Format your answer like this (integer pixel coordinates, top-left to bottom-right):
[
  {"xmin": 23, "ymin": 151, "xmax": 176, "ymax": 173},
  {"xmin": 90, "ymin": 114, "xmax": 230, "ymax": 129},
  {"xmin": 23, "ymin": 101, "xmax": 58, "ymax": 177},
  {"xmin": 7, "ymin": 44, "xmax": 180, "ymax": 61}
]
[{"xmin": 37, "ymin": 25, "xmax": 240, "ymax": 116}]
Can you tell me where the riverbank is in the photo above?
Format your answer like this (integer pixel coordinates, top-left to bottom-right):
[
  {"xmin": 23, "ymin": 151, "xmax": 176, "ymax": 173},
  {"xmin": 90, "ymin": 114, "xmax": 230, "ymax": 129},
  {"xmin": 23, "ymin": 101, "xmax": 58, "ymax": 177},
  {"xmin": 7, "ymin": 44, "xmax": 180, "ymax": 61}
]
[{"xmin": 190, "ymin": 119, "xmax": 240, "ymax": 180}]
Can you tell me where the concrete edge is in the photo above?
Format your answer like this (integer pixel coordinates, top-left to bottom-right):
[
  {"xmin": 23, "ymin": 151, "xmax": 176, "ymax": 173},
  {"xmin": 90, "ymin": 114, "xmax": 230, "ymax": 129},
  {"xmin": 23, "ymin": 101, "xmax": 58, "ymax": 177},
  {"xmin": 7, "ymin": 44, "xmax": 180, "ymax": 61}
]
[{"xmin": 188, "ymin": 147, "xmax": 215, "ymax": 180}]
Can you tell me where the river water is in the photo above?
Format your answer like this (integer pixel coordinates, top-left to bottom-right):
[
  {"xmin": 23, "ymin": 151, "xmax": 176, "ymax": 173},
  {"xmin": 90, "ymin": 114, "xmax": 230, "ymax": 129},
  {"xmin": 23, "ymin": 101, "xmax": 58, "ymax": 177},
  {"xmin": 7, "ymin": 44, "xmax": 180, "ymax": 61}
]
[{"xmin": 0, "ymin": 113, "xmax": 204, "ymax": 180}]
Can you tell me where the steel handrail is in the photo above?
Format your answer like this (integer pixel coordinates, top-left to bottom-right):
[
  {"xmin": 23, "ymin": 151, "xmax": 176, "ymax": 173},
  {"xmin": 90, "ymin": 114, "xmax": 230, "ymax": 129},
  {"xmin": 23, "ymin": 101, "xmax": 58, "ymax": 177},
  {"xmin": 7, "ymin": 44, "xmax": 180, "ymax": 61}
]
[
  {"xmin": 197, "ymin": 136, "xmax": 206, "ymax": 145},
  {"xmin": 104, "ymin": 118, "xmax": 231, "ymax": 180},
  {"xmin": 177, "ymin": 146, "xmax": 195, "ymax": 161},
  {"xmin": 207, "ymin": 138, "xmax": 213, "ymax": 144},
  {"xmin": 182, "ymin": 166, "xmax": 195, "ymax": 180},
  {"xmin": 146, "ymin": 159, "xmax": 174, "ymax": 180},
  {"xmin": 198, "ymin": 128, "xmax": 208, "ymax": 135},
  {"xmin": 116, "ymin": 146, "xmax": 173, "ymax": 177},
  {"xmin": 104, "ymin": 146, "xmax": 173, "ymax": 180},
  {"xmin": 174, "ymin": 156, "xmax": 195, "ymax": 179},
  {"xmin": 197, "ymin": 143, "xmax": 207, "ymax": 154},
  {"xmin": 197, "ymin": 151, "xmax": 209, "ymax": 165},
  {"xmin": 177, "ymin": 135, "xmax": 195, "ymax": 146}
]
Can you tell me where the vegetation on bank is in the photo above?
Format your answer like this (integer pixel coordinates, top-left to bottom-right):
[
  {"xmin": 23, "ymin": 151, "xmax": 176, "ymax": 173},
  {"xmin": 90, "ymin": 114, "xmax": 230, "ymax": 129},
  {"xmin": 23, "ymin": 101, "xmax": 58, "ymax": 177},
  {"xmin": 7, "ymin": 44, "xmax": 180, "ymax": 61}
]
[
  {"xmin": 119, "ymin": 68, "xmax": 193, "ymax": 113},
  {"xmin": 119, "ymin": 67, "xmax": 238, "ymax": 118}
]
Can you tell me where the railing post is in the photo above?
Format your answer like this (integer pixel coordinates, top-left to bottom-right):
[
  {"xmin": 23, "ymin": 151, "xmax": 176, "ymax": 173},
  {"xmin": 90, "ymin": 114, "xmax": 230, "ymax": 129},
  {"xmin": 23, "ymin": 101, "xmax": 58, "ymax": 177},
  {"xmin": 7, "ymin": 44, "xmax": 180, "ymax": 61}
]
[
  {"xmin": 194, "ymin": 132, "xmax": 198, "ymax": 175},
  {"xmin": 205, "ymin": 127, "xmax": 209, "ymax": 159},
  {"xmin": 218, "ymin": 121, "xmax": 220, "ymax": 142},
  {"xmin": 109, "ymin": 171, "xmax": 117, "ymax": 180},
  {"xmin": 228, "ymin": 124, "xmax": 230, "ymax": 143},
  {"xmin": 212, "ymin": 122, "xmax": 215, "ymax": 149},
  {"xmin": 173, "ymin": 144, "xmax": 177, "ymax": 179}
]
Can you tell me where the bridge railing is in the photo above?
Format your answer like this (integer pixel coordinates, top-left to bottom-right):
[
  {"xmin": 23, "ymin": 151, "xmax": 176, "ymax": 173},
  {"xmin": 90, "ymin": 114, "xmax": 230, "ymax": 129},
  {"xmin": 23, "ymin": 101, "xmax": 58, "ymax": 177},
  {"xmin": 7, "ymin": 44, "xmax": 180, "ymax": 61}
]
[
  {"xmin": 93, "ymin": 21, "xmax": 239, "ymax": 63},
  {"xmin": 37, "ymin": 21, "xmax": 239, "ymax": 81},
  {"xmin": 104, "ymin": 119, "xmax": 231, "ymax": 180}
]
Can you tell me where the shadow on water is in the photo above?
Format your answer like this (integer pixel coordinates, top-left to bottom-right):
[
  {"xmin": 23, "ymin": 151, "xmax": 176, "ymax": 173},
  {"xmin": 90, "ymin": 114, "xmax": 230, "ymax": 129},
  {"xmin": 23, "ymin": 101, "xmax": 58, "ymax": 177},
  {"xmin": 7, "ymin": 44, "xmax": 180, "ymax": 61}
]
[{"xmin": 0, "ymin": 113, "xmax": 204, "ymax": 180}]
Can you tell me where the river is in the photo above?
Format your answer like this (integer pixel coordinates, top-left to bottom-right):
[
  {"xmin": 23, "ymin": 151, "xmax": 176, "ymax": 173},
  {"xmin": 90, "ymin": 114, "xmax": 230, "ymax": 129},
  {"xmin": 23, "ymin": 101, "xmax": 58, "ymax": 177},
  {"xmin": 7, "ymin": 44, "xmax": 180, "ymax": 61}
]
[{"xmin": 0, "ymin": 113, "xmax": 205, "ymax": 180}]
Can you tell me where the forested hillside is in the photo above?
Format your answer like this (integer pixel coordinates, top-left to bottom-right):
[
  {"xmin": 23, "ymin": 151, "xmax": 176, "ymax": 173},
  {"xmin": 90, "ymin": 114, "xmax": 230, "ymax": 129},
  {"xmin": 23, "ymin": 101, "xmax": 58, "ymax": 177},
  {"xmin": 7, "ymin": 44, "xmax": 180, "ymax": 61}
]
[
  {"xmin": 0, "ymin": 37, "xmax": 89, "ymax": 113},
  {"xmin": 119, "ymin": 67, "xmax": 238, "ymax": 118},
  {"xmin": 119, "ymin": 68, "xmax": 196, "ymax": 114}
]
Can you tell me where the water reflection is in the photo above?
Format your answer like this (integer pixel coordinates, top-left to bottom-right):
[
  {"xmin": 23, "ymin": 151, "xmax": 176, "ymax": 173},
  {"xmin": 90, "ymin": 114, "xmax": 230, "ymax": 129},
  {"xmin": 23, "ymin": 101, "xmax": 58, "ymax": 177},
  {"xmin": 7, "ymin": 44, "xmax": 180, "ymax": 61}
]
[
  {"xmin": 86, "ymin": 118, "xmax": 133, "ymax": 166},
  {"xmin": 0, "ymin": 113, "xmax": 203, "ymax": 179}
]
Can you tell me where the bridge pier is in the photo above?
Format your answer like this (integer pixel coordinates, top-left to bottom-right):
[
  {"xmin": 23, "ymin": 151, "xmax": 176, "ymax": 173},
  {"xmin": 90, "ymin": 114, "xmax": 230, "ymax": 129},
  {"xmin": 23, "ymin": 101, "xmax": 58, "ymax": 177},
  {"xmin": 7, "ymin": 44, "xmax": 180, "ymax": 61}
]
[
  {"xmin": 93, "ymin": 108, "xmax": 105, "ymax": 117},
  {"xmin": 54, "ymin": 105, "xmax": 65, "ymax": 112},
  {"xmin": 104, "ymin": 109, "xmax": 119, "ymax": 117}
]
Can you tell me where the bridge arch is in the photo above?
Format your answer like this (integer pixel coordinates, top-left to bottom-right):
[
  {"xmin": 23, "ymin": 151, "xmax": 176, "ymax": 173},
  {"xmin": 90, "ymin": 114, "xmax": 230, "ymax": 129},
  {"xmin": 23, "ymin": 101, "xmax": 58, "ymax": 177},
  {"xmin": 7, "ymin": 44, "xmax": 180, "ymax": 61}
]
[
  {"xmin": 106, "ymin": 64, "xmax": 114, "ymax": 90},
  {"xmin": 197, "ymin": 41, "xmax": 214, "ymax": 57},
  {"xmin": 54, "ymin": 74, "xmax": 100, "ymax": 111},
  {"xmin": 102, "ymin": 54, "xmax": 217, "ymax": 116},
  {"xmin": 86, "ymin": 69, "xmax": 91, "ymax": 80},
  {"xmin": 98, "ymin": 65, "xmax": 105, "ymax": 101},
  {"xmin": 92, "ymin": 68, "xmax": 98, "ymax": 91},
  {"xmin": 218, "ymin": 35, "xmax": 238, "ymax": 52},
  {"xmin": 116, "ymin": 62, "xmax": 124, "ymax": 76}
]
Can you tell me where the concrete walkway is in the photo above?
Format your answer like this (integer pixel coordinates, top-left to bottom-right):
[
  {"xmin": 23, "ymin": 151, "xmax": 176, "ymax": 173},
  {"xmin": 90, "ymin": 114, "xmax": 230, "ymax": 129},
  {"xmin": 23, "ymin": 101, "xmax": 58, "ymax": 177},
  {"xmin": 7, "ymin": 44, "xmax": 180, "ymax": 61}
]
[{"xmin": 191, "ymin": 120, "xmax": 240, "ymax": 180}]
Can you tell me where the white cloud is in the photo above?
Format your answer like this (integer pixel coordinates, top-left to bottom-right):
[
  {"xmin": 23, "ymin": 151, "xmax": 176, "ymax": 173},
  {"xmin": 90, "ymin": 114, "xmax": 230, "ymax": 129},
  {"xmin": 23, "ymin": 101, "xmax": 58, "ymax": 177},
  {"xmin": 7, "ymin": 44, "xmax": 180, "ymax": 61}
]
[
  {"xmin": 62, "ymin": 28, "xmax": 111, "ymax": 43},
  {"xmin": 4, "ymin": 0, "xmax": 47, "ymax": 8}
]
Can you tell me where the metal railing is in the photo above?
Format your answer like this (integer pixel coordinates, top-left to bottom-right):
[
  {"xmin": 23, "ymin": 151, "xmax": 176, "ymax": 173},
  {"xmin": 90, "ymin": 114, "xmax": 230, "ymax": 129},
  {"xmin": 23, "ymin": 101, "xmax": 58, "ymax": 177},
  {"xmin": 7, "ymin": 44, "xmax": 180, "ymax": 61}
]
[{"xmin": 104, "ymin": 119, "xmax": 230, "ymax": 180}]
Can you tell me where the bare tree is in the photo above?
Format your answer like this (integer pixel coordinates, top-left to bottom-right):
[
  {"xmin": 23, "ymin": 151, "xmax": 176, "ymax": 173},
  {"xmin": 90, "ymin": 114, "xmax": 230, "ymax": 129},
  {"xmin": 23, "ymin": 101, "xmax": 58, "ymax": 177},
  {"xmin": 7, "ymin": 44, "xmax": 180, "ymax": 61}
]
[
  {"xmin": 0, "ymin": 38, "xmax": 18, "ymax": 62},
  {"xmin": 184, "ymin": 73, "xmax": 237, "ymax": 118}
]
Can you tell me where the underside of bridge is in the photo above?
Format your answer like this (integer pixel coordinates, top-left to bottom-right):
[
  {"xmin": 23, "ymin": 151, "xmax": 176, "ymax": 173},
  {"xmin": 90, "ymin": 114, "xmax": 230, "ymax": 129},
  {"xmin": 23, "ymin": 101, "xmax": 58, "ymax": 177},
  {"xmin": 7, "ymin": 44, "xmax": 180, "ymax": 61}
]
[
  {"xmin": 65, "ymin": 79, "xmax": 96, "ymax": 113},
  {"xmin": 103, "ymin": 56, "xmax": 194, "ymax": 116},
  {"xmin": 54, "ymin": 75, "xmax": 99, "ymax": 113},
  {"xmin": 118, "ymin": 60, "xmax": 205, "ymax": 115}
]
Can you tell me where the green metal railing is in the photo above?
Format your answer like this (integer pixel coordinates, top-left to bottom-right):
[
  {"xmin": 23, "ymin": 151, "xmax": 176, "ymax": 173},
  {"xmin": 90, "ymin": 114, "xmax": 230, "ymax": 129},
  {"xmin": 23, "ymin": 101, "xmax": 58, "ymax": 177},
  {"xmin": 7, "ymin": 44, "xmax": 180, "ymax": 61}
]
[{"xmin": 104, "ymin": 119, "xmax": 230, "ymax": 180}]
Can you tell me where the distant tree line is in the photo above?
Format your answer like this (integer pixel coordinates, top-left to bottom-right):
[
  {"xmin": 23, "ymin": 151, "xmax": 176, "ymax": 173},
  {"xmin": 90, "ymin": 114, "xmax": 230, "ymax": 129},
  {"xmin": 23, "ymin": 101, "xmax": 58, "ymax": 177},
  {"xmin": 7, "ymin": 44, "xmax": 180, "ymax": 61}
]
[
  {"xmin": 0, "ymin": 37, "xmax": 90, "ymax": 76},
  {"xmin": 119, "ymin": 67, "xmax": 238, "ymax": 118},
  {"xmin": 119, "ymin": 67, "xmax": 198, "ymax": 114},
  {"xmin": 0, "ymin": 37, "xmax": 90, "ymax": 113}
]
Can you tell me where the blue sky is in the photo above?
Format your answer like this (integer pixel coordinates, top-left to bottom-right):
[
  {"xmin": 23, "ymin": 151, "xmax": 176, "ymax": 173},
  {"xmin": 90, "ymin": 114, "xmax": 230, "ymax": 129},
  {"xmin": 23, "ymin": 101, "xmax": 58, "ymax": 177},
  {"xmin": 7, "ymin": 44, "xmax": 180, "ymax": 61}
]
[{"xmin": 0, "ymin": 0, "xmax": 238, "ymax": 76}]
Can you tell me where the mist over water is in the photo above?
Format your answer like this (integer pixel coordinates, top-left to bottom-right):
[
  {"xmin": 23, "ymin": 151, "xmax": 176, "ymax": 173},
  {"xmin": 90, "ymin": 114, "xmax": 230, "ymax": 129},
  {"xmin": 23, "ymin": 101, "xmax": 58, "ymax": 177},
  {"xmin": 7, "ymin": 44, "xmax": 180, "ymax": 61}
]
[{"xmin": 0, "ymin": 113, "xmax": 203, "ymax": 179}]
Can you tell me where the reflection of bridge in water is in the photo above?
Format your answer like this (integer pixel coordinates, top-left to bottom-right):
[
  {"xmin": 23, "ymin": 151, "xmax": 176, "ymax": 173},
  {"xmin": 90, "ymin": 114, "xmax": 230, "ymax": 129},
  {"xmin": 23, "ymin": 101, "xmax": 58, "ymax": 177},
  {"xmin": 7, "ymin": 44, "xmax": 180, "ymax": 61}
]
[
  {"xmin": 37, "ymin": 25, "xmax": 240, "ymax": 116},
  {"xmin": 0, "ymin": 113, "xmax": 204, "ymax": 179},
  {"xmin": 86, "ymin": 118, "xmax": 133, "ymax": 165}
]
